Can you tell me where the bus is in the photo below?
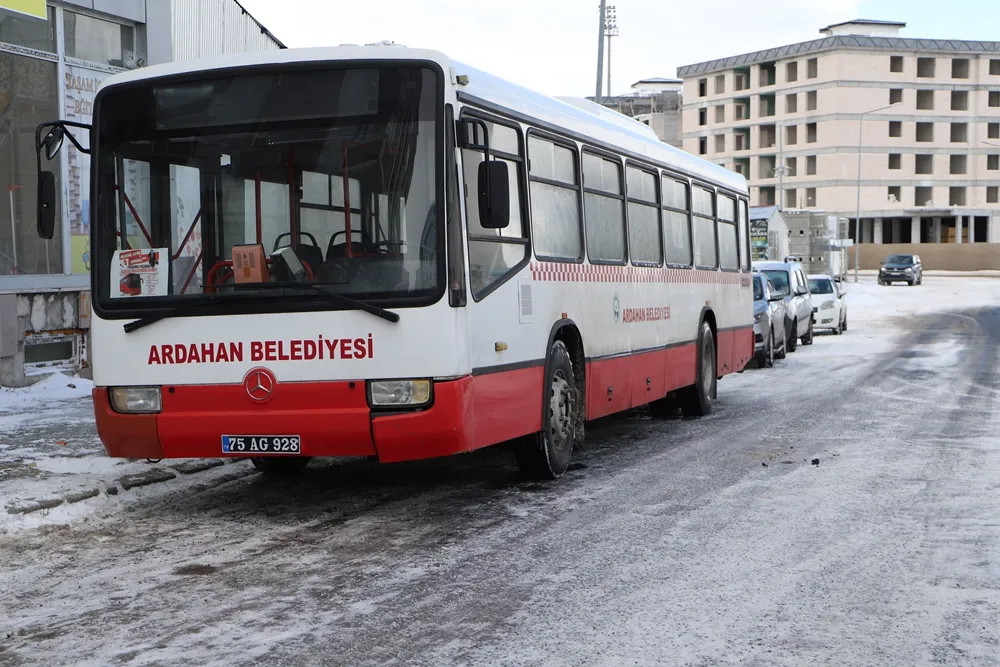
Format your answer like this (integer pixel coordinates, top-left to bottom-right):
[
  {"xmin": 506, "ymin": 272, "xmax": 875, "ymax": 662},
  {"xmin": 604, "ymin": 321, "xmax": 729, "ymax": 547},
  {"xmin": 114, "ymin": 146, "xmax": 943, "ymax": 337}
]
[{"xmin": 33, "ymin": 45, "xmax": 753, "ymax": 480}]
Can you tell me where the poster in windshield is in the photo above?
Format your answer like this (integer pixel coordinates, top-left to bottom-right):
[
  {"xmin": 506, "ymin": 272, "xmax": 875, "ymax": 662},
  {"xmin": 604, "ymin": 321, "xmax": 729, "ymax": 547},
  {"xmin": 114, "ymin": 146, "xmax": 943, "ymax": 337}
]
[{"xmin": 112, "ymin": 249, "xmax": 169, "ymax": 298}]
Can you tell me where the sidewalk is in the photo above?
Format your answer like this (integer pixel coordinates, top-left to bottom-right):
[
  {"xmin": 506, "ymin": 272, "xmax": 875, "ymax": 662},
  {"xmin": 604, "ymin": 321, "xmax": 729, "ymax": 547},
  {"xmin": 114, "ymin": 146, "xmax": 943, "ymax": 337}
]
[{"xmin": 0, "ymin": 374, "xmax": 253, "ymax": 518}]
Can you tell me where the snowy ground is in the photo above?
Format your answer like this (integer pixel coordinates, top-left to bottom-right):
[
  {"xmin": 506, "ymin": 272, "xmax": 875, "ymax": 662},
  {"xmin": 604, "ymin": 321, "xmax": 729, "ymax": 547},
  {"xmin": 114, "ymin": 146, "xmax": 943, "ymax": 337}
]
[{"xmin": 2, "ymin": 275, "xmax": 1000, "ymax": 666}]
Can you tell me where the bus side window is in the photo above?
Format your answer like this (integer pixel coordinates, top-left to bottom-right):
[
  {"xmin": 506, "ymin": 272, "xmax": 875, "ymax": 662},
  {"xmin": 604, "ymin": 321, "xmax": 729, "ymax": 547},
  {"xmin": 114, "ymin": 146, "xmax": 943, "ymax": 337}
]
[
  {"xmin": 692, "ymin": 186, "xmax": 718, "ymax": 269},
  {"xmin": 662, "ymin": 175, "xmax": 692, "ymax": 267},
  {"xmin": 717, "ymin": 194, "xmax": 739, "ymax": 271},
  {"xmin": 583, "ymin": 151, "xmax": 626, "ymax": 264},
  {"xmin": 738, "ymin": 199, "xmax": 750, "ymax": 271},
  {"xmin": 461, "ymin": 117, "xmax": 528, "ymax": 299}
]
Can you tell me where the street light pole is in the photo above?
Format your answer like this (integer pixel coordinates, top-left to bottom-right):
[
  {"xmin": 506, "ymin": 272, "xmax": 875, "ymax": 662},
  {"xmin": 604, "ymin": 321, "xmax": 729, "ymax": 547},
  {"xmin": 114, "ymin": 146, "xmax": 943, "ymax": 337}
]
[
  {"xmin": 595, "ymin": 1, "xmax": 606, "ymax": 102},
  {"xmin": 853, "ymin": 102, "xmax": 900, "ymax": 283}
]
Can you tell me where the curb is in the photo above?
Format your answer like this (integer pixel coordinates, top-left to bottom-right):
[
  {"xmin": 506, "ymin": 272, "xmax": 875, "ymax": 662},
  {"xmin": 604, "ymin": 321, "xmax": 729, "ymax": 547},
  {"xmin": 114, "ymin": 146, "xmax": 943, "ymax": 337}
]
[{"xmin": 5, "ymin": 458, "xmax": 256, "ymax": 516}]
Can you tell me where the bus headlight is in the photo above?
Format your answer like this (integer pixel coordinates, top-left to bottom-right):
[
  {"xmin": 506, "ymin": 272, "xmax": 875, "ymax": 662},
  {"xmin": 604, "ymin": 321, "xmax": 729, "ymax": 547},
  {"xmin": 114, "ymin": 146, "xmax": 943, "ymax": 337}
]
[
  {"xmin": 109, "ymin": 386, "xmax": 162, "ymax": 414},
  {"xmin": 368, "ymin": 379, "xmax": 433, "ymax": 408}
]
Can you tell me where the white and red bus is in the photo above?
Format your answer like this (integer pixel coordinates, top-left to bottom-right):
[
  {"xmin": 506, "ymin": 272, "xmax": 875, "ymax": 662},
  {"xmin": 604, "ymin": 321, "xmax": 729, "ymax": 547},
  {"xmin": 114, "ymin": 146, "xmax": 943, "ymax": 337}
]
[{"xmin": 34, "ymin": 45, "xmax": 753, "ymax": 480}]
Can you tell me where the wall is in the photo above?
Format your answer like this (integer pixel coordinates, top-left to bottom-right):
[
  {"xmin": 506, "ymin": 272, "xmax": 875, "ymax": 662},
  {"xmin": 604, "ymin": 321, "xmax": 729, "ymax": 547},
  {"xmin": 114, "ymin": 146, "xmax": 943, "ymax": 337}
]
[
  {"xmin": 0, "ymin": 290, "xmax": 85, "ymax": 387},
  {"xmin": 859, "ymin": 243, "xmax": 1000, "ymax": 270}
]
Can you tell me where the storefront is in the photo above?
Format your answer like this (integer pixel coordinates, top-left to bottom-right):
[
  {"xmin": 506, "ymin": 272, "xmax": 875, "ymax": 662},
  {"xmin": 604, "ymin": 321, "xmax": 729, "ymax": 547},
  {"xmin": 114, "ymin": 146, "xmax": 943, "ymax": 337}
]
[{"xmin": 0, "ymin": 0, "xmax": 282, "ymax": 386}]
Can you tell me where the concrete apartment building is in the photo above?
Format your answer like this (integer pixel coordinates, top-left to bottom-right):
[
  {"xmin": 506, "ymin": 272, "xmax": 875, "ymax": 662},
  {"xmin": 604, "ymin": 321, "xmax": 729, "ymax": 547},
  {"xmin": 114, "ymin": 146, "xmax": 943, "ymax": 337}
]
[
  {"xmin": 677, "ymin": 19, "xmax": 1000, "ymax": 270},
  {"xmin": 589, "ymin": 77, "xmax": 683, "ymax": 147}
]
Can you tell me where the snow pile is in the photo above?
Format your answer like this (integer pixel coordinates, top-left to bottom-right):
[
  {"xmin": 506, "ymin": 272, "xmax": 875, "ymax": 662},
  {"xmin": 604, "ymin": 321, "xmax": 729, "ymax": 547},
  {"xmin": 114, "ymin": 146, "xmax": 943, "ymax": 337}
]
[{"xmin": 0, "ymin": 373, "xmax": 93, "ymax": 412}]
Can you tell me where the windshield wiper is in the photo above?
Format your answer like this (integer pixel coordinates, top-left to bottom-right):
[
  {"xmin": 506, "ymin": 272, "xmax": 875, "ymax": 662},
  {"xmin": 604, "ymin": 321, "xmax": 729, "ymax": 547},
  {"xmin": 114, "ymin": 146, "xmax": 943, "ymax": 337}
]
[
  {"xmin": 280, "ymin": 284, "xmax": 400, "ymax": 324},
  {"xmin": 123, "ymin": 296, "xmax": 225, "ymax": 334}
]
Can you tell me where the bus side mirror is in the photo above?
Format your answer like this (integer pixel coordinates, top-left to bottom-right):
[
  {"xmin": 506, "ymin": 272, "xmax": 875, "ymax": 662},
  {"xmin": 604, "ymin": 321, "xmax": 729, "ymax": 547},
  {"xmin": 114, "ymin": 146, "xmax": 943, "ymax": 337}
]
[
  {"xmin": 41, "ymin": 126, "xmax": 65, "ymax": 161},
  {"xmin": 37, "ymin": 171, "xmax": 56, "ymax": 240},
  {"xmin": 478, "ymin": 160, "xmax": 510, "ymax": 229}
]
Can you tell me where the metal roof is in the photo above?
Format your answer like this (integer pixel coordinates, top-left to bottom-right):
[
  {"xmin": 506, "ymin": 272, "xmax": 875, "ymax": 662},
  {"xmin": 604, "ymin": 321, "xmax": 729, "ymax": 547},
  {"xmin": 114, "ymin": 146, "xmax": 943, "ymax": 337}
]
[
  {"xmin": 677, "ymin": 35, "xmax": 1000, "ymax": 78},
  {"xmin": 634, "ymin": 77, "xmax": 682, "ymax": 84},
  {"xmin": 232, "ymin": 0, "xmax": 287, "ymax": 49},
  {"xmin": 749, "ymin": 205, "xmax": 779, "ymax": 220},
  {"xmin": 820, "ymin": 19, "xmax": 907, "ymax": 32}
]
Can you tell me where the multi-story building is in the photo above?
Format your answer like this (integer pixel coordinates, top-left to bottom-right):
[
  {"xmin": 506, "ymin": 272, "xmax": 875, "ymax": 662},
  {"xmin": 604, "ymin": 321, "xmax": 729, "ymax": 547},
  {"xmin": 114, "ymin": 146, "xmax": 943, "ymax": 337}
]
[
  {"xmin": 677, "ymin": 19, "xmax": 1000, "ymax": 270},
  {"xmin": 589, "ymin": 77, "xmax": 683, "ymax": 147},
  {"xmin": 0, "ymin": 0, "xmax": 283, "ymax": 386}
]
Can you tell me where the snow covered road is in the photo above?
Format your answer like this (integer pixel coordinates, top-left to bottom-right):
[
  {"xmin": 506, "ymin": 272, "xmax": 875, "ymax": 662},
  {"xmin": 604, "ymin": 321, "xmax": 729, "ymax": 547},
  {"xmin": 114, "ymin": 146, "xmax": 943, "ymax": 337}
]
[{"xmin": 3, "ymin": 277, "xmax": 1000, "ymax": 667}]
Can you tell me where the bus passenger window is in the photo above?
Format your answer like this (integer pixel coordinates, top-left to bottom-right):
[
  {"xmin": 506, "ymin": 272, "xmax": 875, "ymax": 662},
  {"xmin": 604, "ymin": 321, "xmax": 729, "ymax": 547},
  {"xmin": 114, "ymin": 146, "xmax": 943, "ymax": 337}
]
[
  {"xmin": 626, "ymin": 166, "xmax": 662, "ymax": 266},
  {"xmin": 583, "ymin": 152, "xmax": 626, "ymax": 263},
  {"xmin": 527, "ymin": 136, "xmax": 583, "ymax": 261},
  {"xmin": 718, "ymin": 194, "xmax": 739, "ymax": 270},
  {"xmin": 662, "ymin": 176, "xmax": 693, "ymax": 267},
  {"xmin": 692, "ymin": 187, "xmax": 718, "ymax": 269}
]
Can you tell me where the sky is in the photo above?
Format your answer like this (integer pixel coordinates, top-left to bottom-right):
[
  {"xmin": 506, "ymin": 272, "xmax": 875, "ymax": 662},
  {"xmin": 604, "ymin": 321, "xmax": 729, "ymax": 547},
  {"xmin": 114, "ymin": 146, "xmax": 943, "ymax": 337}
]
[{"xmin": 237, "ymin": 0, "xmax": 1000, "ymax": 98}]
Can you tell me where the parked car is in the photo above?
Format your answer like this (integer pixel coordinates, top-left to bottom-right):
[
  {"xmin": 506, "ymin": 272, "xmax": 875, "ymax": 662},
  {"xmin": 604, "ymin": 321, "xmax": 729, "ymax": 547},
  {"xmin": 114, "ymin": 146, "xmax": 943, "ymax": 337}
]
[
  {"xmin": 753, "ymin": 259, "xmax": 814, "ymax": 352},
  {"xmin": 752, "ymin": 272, "xmax": 787, "ymax": 367},
  {"xmin": 808, "ymin": 273, "xmax": 848, "ymax": 335},
  {"xmin": 878, "ymin": 253, "xmax": 922, "ymax": 286}
]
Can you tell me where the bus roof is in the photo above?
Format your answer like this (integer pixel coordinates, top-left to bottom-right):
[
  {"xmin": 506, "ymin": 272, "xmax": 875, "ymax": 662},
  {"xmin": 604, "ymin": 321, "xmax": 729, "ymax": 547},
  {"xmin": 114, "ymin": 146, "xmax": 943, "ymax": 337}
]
[{"xmin": 96, "ymin": 45, "xmax": 747, "ymax": 193}]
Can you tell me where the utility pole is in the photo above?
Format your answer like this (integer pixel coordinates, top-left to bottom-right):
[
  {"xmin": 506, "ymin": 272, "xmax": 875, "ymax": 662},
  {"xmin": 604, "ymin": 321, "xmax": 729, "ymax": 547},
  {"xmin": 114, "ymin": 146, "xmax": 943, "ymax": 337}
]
[
  {"xmin": 595, "ymin": 1, "xmax": 606, "ymax": 102},
  {"xmin": 605, "ymin": 5, "xmax": 618, "ymax": 98}
]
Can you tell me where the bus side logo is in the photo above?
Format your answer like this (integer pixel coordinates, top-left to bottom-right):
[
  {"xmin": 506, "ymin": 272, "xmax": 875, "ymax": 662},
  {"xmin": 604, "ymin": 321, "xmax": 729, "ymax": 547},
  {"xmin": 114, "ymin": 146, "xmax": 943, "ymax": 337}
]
[{"xmin": 612, "ymin": 293, "xmax": 621, "ymax": 323}]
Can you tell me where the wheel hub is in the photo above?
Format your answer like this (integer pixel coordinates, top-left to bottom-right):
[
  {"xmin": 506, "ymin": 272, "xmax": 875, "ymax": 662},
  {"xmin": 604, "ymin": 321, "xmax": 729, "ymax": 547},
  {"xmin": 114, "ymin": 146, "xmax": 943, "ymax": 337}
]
[{"xmin": 549, "ymin": 371, "xmax": 574, "ymax": 449}]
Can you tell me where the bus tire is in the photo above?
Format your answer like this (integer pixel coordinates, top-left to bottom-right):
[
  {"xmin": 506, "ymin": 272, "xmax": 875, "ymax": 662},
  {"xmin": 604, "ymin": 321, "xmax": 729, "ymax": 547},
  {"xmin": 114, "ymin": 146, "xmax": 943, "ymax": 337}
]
[
  {"xmin": 679, "ymin": 321, "xmax": 716, "ymax": 418},
  {"xmin": 251, "ymin": 457, "xmax": 311, "ymax": 477},
  {"xmin": 515, "ymin": 340, "xmax": 578, "ymax": 480}
]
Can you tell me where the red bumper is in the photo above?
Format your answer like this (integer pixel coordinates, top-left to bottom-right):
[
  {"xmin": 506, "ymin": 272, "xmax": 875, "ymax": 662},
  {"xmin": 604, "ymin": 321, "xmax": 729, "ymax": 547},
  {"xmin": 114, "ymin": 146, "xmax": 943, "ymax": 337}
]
[{"xmin": 93, "ymin": 376, "xmax": 478, "ymax": 463}]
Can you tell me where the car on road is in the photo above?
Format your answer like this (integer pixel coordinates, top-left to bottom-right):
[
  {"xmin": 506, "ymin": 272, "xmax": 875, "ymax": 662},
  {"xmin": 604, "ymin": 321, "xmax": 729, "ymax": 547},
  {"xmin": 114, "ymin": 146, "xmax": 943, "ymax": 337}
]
[
  {"xmin": 878, "ymin": 253, "xmax": 922, "ymax": 286},
  {"xmin": 808, "ymin": 273, "xmax": 848, "ymax": 335},
  {"xmin": 753, "ymin": 259, "xmax": 814, "ymax": 353},
  {"xmin": 752, "ymin": 272, "xmax": 787, "ymax": 367}
]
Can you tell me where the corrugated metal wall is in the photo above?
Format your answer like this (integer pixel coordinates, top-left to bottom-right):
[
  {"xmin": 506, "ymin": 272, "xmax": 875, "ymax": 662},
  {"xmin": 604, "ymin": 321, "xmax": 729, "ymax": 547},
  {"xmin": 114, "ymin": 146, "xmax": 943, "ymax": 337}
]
[{"xmin": 171, "ymin": 0, "xmax": 283, "ymax": 62}]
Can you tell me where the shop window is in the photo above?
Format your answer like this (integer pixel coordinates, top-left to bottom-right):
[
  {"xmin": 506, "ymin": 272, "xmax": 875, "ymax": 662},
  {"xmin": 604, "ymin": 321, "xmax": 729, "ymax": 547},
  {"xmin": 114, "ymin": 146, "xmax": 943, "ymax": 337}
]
[
  {"xmin": 65, "ymin": 11, "xmax": 135, "ymax": 66},
  {"xmin": 0, "ymin": 53, "xmax": 62, "ymax": 274},
  {"xmin": 24, "ymin": 334, "xmax": 80, "ymax": 375},
  {"xmin": 0, "ymin": 6, "xmax": 55, "ymax": 52}
]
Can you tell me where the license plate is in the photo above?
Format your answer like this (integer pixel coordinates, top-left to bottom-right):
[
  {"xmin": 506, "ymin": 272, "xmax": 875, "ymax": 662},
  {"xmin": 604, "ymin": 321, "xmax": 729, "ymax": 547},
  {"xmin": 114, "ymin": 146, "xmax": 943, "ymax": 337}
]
[{"xmin": 222, "ymin": 435, "xmax": 301, "ymax": 454}]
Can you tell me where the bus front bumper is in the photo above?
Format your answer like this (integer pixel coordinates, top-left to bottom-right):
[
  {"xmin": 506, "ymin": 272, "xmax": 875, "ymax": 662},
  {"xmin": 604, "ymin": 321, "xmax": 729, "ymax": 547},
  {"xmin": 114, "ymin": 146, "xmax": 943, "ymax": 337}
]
[{"xmin": 93, "ymin": 377, "xmax": 477, "ymax": 464}]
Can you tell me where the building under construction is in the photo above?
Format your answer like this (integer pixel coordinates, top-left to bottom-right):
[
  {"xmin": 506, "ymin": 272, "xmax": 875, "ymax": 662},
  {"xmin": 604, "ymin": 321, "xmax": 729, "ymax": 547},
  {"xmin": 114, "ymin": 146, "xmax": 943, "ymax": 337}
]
[{"xmin": 588, "ymin": 77, "xmax": 683, "ymax": 147}]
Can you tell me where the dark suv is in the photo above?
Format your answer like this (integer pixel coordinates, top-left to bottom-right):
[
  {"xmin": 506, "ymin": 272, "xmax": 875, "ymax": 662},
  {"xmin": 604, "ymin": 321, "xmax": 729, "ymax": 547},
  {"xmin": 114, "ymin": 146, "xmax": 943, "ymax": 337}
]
[{"xmin": 878, "ymin": 253, "xmax": 922, "ymax": 286}]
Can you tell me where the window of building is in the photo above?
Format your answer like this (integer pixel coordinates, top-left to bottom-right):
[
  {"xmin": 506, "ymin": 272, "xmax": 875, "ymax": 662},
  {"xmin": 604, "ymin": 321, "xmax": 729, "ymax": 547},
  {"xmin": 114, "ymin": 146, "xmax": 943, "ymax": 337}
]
[
  {"xmin": 988, "ymin": 186, "xmax": 999, "ymax": 204},
  {"xmin": 806, "ymin": 122, "xmax": 817, "ymax": 143},
  {"xmin": 0, "ymin": 6, "xmax": 55, "ymax": 51},
  {"xmin": 462, "ymin": 118, "xmax": 529, "ymax": 298},
  {"xmin": 807, "ymin": 58, "xmax": 818, "ymax": 79},
  {"xmin": 989, "ymin": 155, "xmax": 999, "ymax": 170},
  {"xmin": 759, "ymin": 155, "xmax": 776, "ymax": 178},
  {"xmin": 915, "ymin": 187, "xmax": 933, "ymax": 206},
  {"xmin": 662, "ymin": 176, "xmax": 692, "ymax": 266},
  {"xmin": 760, "ymin": 62, "xmax": 776, "ymax": 87},
  {"xmin": 626, "ymin": 166, "xmax": 662, "ymax": 266},
  {"xmin": 990, "ymin": 91, "xmax": 1000, "ymax": 107},
  {"xmin": 952, "ymin": 91, "xmax": 969, "ymax": 111},
  {"xmin": 889, "ymin": 88, "xmax": 903, "ymax": 105},
  {"xmin": 65, "ymin": 11, "xmax": 135, "ymax": 67},
  {"xmin": 807, "ymin": 90, "xmax": 818, "ymax": 111},
  {"xmin": 992, "ymin": 60, "xmax": 1000, "ymax": 76},
  {"xmin": 784, "ymin": 188, "xmax": 796, "ymax": 209},
  {"xmin": 527, "ymin": 135, "xmax": 583, "ymax": 261},
  {"xmin": 692, "ymin": 187, "xmax": 717, "ymax": 268},
  {"xmin": 889, "ymin": 153, "xmax": 902, "ymax": 170},
  {"xmin": 890, "ymin": 56, "xmax": 904, "ymax": 73},
  {"xmin": 714, "ymin": 134, "xmax": 725, "ymax": 153},
  {"xmin": 759, "ymin": 124, "xmax": 776, "ymax": 149},
  {"xmin": 698, "ymin": 137, "xmax": 708, "ymax": 155},
  {"xmin": 786, "ymin": 125, "xmax": 797, "ymax": 146},
  {"xmin": 888, "ymin": 186, "xmax": 901, "ymax": 203},
  {"xmin": 715, "ymin": 105, "xmax": 725, "ymax": 123},
  {"xmin": 0, "ymin": 51, "xmax": 61, "ymax": 275},
  {"xmin": 950, "ymin": 187, "xmax": 966, "ymax": 206},
  {"xmin": 758, "ymin": 186, "xmax": 775, "ymax": 207},
  {"xmin": 717, "ymin": 195, "xmax": 739, "ymax": 270},
  {"xmin": 786, "ymin": 61, "xmax": 798, "ymax": 83},
  {"xmin": 806, "ymin": 155, "xmax": 817, "ymax": 175},
  {"xmin": 714, "ymin": 74, "xmax": 725, "ymax": 95},
  {"xmin": 952, "ymin": 59, "xmax": 970, "ymax": 79},
  {"xmin": 786, "ymin": 93, "xmax": 798, "ymax": 114},
  {"xmin": 582, "ymin": 151, "xmax": 626, "ymax": 263},
  {"xmin": 805, "ymin": 187, "xmax": 816, "ymax": 207},
  {"xmin": 950, "ymin": 154, "xmax": 967, "ymax": 174},
  {"xmin": 917, "ymin": 90, "xmax": 934, "ymax": 110},
  {"xmin": 951, "ymin": 123, "xmax": 968, "ymax": 143},
  {"xmin": 734, "ymin": 131, "xmax": 748, "ymax": 151},
  {"xmin": 786, "ymin": 157, "xmax": 797, "ymax": 177},
  {"xmin": 917, "ymin": 57, "xmax": 935, "ymax": 78},
  {"xmin": 698, "ymin": 108, "xmax": 707, "ymax": 126},
  {"xmin": 915, "ymin": 154, "xmax": 934, "ymax": 174},
  {"xmin": 698, "ymin": 78, "xmax": 708, "ymax": 97},
  {"xmin": 889, "ymin": 121, "xmax": 903, "ymax": 138},
  {"xmin": 916, "ymin": 122, "xmax": 934, "ymax": 142},
  {"xmin": 991, "ymin": 123, "xmax": 1000, "ymax": 139}
]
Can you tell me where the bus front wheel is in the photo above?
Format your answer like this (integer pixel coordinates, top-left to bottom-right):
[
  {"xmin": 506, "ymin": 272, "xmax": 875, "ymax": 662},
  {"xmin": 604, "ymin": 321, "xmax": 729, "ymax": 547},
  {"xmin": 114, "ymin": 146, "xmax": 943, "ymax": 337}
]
[
  {"xmin": 679, "ymin": 321, "xmax": 716, "ymax": 418},
  {"xmin": 515, "ymin": 340, "xmax": 579, "ymax": 480},
  {"xmin": 251, "ymin": 457, "xmax": 311, "ymax": 477}
]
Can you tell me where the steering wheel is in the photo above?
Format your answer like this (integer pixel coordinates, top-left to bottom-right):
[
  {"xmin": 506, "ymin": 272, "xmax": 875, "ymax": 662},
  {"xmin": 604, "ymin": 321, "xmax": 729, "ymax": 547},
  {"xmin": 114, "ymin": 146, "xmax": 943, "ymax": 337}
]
[
  {"xmin": 273, "ymin": 231, "xmax": 320, "ymax": 252},
  {"xmin": 364, "ymin": 240, "xmax": 405, "ymax": 256}
]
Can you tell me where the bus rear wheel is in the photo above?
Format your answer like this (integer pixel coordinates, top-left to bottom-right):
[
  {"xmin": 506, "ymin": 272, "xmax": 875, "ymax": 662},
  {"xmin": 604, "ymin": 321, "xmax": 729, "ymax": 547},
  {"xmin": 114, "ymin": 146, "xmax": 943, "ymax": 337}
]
[
  {"xmin": 515, "ymin": 340, "xmax": 579, "ymax": 480},
  {"xmin": 679, "ymin": 321, "xmax": 716, "ymax": 418},
  {"xmin": 251, "ymin": 457, "xmax": 311, "ymax": 477}
]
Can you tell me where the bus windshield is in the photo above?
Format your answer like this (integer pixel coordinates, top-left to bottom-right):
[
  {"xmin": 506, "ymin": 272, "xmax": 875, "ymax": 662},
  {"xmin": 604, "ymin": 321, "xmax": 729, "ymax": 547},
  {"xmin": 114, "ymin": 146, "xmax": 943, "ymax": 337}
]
[{"xmin": 92, "ymin": 65, "xmax": 441, "ymax": 312}]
